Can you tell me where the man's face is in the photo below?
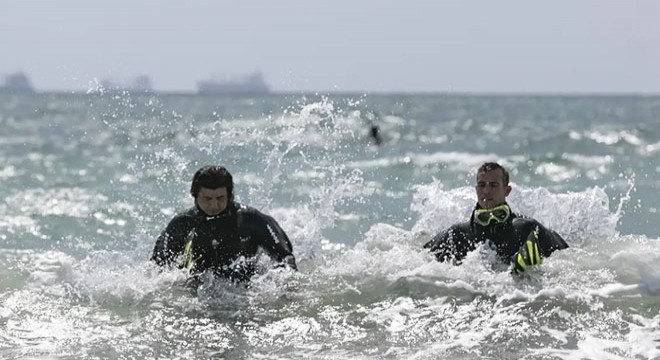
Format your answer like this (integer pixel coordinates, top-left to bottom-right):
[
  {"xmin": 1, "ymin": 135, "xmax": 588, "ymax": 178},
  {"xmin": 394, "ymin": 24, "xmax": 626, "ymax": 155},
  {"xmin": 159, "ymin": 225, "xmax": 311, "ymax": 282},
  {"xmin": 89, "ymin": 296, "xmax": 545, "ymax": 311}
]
[
  {"xmin": 196, "ymin": 187, "xmax": 229, "ymax": 216},
  {"xmin": 475, "ymin": 169, "xmax": 511, "ymax": 209}
]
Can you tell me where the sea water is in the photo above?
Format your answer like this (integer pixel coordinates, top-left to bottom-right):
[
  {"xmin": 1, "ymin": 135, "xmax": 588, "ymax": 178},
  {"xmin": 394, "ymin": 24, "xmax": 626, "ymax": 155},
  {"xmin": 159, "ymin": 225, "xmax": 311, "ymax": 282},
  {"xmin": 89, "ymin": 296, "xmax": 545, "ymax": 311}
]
[{"xmin": 1, "ymin": 92, "xmax": 659, "ymax": 359}]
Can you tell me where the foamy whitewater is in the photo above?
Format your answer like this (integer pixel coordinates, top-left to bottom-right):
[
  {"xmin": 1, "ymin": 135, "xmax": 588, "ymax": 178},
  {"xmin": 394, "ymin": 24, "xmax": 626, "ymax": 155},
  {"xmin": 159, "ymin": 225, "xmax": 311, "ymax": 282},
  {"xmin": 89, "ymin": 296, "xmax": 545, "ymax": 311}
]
[{"xmin": 1, "ymin": 92, "xmax": 659, "ymax": 359}]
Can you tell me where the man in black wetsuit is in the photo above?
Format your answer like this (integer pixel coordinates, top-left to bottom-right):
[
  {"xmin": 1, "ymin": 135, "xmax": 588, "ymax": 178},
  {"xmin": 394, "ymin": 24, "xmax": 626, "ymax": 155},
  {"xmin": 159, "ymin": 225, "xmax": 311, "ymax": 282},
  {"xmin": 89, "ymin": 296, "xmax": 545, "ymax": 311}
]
[
  {"xmin": 423, "ymin": 162, "xmax": 568, "ymax": 275},
  {"xmin": 151, "ymin": 165, "xmax": 297, "ymax": 281}
]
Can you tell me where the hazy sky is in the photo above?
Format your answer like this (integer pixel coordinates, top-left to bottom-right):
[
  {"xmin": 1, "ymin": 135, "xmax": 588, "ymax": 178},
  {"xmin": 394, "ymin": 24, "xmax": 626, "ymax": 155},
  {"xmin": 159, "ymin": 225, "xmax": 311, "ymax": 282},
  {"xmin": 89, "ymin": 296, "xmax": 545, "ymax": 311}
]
[{"xmin": 1, "ymin": 0, "xmax": 658, "ymax": 93}]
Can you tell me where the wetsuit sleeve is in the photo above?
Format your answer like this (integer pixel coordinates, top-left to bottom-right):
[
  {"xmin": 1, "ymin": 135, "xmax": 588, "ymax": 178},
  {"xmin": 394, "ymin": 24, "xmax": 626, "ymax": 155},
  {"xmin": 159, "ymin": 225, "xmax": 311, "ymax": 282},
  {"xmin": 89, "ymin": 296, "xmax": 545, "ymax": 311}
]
[
  {"xmin": 423, "ymin": 222, "xmax": 473, "ymax": 263},
  {"xmin": 512, "ymin": 218, "xmax": 568, "ymax": 258},
  {"xmin": 151, "ymin": 215, "xmax": 191, "ymax": 267},
  {"xmin": 536, "ymin": 224, "xmax": 569, "ymax": 257},
  {"xmin": 255, "ymin": 214, "xmax": 298, "ymax": 270}
]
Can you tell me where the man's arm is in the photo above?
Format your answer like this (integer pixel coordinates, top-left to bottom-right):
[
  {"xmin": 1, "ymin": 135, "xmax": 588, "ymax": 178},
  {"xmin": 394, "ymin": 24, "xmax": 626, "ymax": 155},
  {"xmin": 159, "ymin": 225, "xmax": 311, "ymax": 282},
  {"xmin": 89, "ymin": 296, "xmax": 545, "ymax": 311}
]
[
  {"xmin": 512, "ymin": 218, "xmax": 568, "ymax": 258},
  {"xmin": 151, "ymin": 216, "xmax": 190, "ymax": 267},
  {"xmin": 255, "ymin": 214, "xmax": 297, "ymax": 270},
  {"xmin": 423, "ymin": 222, "xmax": 473, "ymax": 263},
  {"xmin": 537, "ymin": 224, "xmax": 569, "ymax": 257},
  {"xmin": 509, "ymin": 218, "xmax": 569, "ymax": 275}
]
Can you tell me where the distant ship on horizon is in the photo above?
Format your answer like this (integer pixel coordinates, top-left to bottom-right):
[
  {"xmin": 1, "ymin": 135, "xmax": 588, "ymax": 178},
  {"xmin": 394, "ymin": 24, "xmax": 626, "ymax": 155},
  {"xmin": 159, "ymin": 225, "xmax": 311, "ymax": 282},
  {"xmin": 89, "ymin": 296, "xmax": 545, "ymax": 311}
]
[
  {"xmin": 88, "ymin": 75, "xmax": 153, "ymax": 94},
  {"xmin": 197, "ymin": 72, "xmax": 270, "ymax": 95},
  {"xmin": 0, "ymin": 72, "xmax": 35, "ymax": 93}
]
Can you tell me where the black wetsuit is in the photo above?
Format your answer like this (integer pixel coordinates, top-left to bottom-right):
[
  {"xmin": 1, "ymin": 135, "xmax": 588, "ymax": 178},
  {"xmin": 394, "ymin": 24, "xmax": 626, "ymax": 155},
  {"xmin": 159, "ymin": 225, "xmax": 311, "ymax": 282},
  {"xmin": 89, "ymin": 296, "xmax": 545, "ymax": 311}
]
[
  {"xmin": 151, "ymin": 202, "xmax": 297, "ymax": 281},
  {"xmin": 423, "ymin": 203, "xmax": 568, "ymax": 264}
]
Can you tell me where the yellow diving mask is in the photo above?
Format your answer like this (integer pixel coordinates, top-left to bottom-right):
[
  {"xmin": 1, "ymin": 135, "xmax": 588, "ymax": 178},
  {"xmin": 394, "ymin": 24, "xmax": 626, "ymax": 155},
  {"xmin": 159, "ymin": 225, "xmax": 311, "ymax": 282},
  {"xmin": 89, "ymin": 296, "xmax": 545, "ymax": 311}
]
[{"xmin": 473, "ymin": 204, "xmax": 511, "ymax": 226}]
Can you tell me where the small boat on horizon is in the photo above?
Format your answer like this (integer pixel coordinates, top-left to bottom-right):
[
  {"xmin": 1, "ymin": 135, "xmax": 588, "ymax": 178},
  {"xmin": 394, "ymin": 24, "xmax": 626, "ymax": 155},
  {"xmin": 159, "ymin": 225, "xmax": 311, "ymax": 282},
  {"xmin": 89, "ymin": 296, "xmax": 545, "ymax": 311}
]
[{"xmin": 197, "ymin": 72, "xmax": 270, "ymax": 95}]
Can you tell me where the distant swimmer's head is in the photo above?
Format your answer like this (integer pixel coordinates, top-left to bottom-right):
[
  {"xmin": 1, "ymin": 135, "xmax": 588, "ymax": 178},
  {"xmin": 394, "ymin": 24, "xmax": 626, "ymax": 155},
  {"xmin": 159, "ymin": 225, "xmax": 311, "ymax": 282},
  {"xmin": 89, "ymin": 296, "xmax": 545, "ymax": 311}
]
[
  {"xmin": 191, "ymin": 165, "xmax": 234, "ymax": 216},
  {"xmin": 369, "ymin": 124, "xmax": 383, "ymax": 146},
  {"xmin": 475, "ymin": 162, "xmax": 511, "ymax": 209}
]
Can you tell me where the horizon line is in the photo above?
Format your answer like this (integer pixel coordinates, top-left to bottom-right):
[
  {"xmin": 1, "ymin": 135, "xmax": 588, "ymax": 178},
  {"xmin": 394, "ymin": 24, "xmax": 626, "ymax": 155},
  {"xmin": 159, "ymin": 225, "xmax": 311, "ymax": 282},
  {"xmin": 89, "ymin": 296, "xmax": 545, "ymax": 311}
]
[{"xmin": 4, "ymin": 89, "xmax": 659, "ymax": 97}]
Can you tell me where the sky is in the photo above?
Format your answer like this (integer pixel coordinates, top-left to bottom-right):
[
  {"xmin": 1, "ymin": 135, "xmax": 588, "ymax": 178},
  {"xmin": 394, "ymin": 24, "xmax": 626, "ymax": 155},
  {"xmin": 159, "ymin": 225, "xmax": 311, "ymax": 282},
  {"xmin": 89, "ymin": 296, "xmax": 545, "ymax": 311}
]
[{"xmin": 1, "ymin": 0, "xmax": 658, "ymax": 94}]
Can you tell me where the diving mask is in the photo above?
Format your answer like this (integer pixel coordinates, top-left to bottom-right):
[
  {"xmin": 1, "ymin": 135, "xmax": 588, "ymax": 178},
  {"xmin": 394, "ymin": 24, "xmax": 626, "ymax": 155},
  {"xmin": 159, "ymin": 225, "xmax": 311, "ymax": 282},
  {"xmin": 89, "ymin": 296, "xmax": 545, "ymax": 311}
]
[{"xmin": 473, "ymin": 204, "xmax": 511, "ymax": 226}]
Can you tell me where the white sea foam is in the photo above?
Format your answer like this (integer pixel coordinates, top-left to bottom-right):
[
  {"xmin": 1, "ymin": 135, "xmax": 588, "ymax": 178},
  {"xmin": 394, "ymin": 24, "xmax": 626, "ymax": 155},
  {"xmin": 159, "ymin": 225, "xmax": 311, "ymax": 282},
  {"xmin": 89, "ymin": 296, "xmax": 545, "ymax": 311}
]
[
  {"xmin": 0, "ymin": 165, "xmax": 19, "ymax": 179},
  {"xmin": 0, "ymin": 215, "xmax": 41, "ymax": 239},
  {"xmin": 535, "ymin": 162, "xmax": 580, "ymax": 182},
  {"xmin": 6, "ymin": 188, "xmax": 108, "ymax": 218},
  {"xmin": 585, "ymin": 129, "xmax": 644, "ymax": 146},
  {"xmin": 3, "ymin": 94, "xmax": 660, "ymax": 359}
]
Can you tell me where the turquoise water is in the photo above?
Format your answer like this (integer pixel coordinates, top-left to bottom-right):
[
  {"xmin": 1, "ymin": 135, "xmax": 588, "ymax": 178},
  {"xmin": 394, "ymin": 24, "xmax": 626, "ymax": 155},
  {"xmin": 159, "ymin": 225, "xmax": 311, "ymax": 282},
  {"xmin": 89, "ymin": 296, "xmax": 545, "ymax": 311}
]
[{"xmin": 1, "ymin": 92, "xmax": 659, "ymax": 359}]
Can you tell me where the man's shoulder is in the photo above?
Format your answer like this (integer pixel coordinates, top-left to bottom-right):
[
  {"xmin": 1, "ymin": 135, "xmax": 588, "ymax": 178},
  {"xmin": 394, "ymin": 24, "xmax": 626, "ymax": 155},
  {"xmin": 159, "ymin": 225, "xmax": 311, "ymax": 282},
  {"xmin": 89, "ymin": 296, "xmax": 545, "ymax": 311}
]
[
  {"xmin": 449, "ymin": 221, "xmax": 472, "ymax": 232},
  {"xmin": 424, "ymin": 220, "xmax": 475, "ymax": 261},
  {"xmin": 511, "ymin": 215, "xmax": 544, "ymax": 232},
  {"xmin": 511, "ymin": 215, "xmax": 541, "ymax": 226},
  {"xmin": 161, "ymin": 207, "xmax": 199, "ymax": 234},
  {"xmin": 235, "ymin": 202, "xmax": 259, "ymax": 215},
  {"xmin": 434, "ymin": 221, "xmax": 472, "ymax": 240},
  {"xmin": 169, "ymin": 207, "xmax": 199, "ymax": 222},
  {"xmin": 234, "ymin": 202, "xmax": 278, "ymax": 219},
  {"xmin": 234, "ymin": 202, "xmax": 271, "ymax": 222},
  {"xmin": 512, "ymin": 212, "xmax": 569, "ymax": 252}
]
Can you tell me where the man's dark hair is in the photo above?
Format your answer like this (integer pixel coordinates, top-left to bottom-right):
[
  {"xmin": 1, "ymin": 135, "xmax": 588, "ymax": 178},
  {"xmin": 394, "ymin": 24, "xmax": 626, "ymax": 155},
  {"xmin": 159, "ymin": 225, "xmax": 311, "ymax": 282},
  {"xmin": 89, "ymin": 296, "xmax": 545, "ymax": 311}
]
[
  {"xmin": 477, "ymin": 162, "xmax": 509, "ymax": 185},
  {"xmin": 190, "ymin": 165, "xmax": 234, "ymax": 199}
]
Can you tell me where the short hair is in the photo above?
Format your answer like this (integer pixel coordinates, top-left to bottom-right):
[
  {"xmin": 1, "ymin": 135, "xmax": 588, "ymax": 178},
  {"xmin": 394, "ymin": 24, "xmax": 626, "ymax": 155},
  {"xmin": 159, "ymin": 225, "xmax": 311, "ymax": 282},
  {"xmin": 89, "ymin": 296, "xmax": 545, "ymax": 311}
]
[
  {"xmin": 477, "ymin": 162, "xmax": 509, "ymax": 185},
  {"xmin": 190, "ymin": 165, "xmax": 234, "ymax": 199}
]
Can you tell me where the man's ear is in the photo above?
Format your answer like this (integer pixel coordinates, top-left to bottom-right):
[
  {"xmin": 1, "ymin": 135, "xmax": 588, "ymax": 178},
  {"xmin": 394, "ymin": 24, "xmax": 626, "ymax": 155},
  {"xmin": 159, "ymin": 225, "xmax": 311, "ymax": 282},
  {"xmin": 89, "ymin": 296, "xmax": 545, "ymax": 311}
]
[{"xmin": 504, "ymin": 184, "xmax": 512, "ymax": 196}]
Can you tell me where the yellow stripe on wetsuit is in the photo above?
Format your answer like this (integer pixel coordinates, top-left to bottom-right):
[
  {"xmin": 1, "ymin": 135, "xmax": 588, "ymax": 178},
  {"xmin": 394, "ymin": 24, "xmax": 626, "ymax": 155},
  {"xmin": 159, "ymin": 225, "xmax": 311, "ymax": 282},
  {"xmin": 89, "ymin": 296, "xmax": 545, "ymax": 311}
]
[{"xmin": 180, "ymin": 230, "xmax": 201, "ymax": 271}]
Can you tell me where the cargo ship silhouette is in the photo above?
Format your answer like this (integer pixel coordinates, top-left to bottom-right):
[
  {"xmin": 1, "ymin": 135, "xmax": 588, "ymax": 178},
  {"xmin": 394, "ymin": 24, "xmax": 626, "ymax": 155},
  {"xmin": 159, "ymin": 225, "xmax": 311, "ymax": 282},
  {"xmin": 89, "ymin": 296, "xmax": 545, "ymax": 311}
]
[{"xmin": 0, "ymin": 72, "xmax": 35, "ymax": 93}]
